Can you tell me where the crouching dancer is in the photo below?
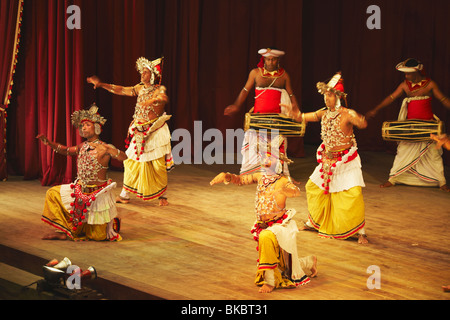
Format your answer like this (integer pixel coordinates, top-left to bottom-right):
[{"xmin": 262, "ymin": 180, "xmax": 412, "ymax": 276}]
[
  {"xmin": 37, "ymin": 104, "xmax": 127, "ymax": 241},
  {"xmin": 210, "ymin": 136, "xmax": 317, "ymax": 293}
]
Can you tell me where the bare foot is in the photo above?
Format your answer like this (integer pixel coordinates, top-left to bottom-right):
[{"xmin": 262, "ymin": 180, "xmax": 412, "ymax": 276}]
[
  {"xmin": 310, "ymin": 256, "xmax": 318, "ymax": 278},
  {"xmin": 440, "ymin": 184, "xmax": 450, "ymax": 192},
  {"xmin": 380, "ymin": 181, "xmax": 393, "ymax": 188},
  {"xmin": 442, "ymin": 285, "xmax": 450, "ymax": 292},
  {"xmin": 259, "ymin": 284, "xmax": 274, "ymax": 293},
  {"xmin": 159, "ymin": 198, "xmax": 169, "ymax": 206},
  {"xmin": 358, "ymin": 234, "xmax": 369, "ymax": 244},
  {"xmin": 299, "ymin": 222, "xmax": 315, "ymax": 232},
  {"xmin": 116, "ymin": 196, "xmax": 130, "ymax": 204},
  {"xmin": 42, "ymin": 232, "xmax": 67, "ymax": 240},
  {"xmin": 108, "ymin": 234, "xmax": 122, "ymax": 242}
]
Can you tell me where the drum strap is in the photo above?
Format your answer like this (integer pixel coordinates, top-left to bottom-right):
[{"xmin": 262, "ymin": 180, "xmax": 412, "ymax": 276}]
[{"xmin": 255, "ymin": 78, "xmax": 277, "ymax": 100}]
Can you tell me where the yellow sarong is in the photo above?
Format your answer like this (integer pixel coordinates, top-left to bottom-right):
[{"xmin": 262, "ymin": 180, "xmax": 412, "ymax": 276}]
[
  {"xmin": 41, "ymin": 186, "xmax": 108, "ymax": 241},
  {"xmin": 305, "ymin": 179, "xmax": 365, "ymax": 239},
  {"xmin": 255, "ymin": 230, "xmax": 312, "ymax": 288},
  {"xmin": 123, "ymin": 156, "xmax": 167, "ymax": 200}
]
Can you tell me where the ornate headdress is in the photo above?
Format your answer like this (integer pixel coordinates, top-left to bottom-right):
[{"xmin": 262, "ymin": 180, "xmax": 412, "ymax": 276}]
[
  {"xmin": 316, "ymin": 72, "xmax": 348, "ymax": 108},
  {"xmin": 136, "ymin": 56, "xmax": 164, "ymax": 84},
  {"xmin": 71, "ymin": 103, "xmax": 106, "ymax": 135},
  {"xmin": 396, "ymin": 58, "xmax": 424, "ymax": 74},
  {"xmin": 317, "ymin": 72, "xmax": 347, "ymax": 98}
]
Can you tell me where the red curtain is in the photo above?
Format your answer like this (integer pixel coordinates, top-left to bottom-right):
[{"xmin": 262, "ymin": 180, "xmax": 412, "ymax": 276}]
[
  {"xmin": 0, "ymin": 0, "xmax": 23, "ymax": 181},
  {"xmin": 7, "ymin": 0, "xmax": 84, "ymax": 185},
  {"xmin": 5, "ymin": 0, "xmax": 450, "ymax": 186}
]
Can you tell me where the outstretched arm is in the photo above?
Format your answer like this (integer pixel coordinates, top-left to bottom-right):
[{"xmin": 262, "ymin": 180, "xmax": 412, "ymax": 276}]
[
  {"xmin": 36, "ymin": 134, "xmax": 79, "ymax": 156},
  {"xmin": 210, "ymin": 172, "xmax": 260, "ymax": 186},
  {"xmin": 224, "ymin": 69, "xmax": 257, "ymax": 116},
  {"xmin": 286, "ymin": 108, "xmax": 325, "ymax": 123},
  {"xmin": 366, "ymin": 83, "xmax": 405, "ymax": 119},
  {"xmin": 430, "ymin": 81, "xmax": 450, "ymax": 110},
  {"xmin": 87, "ymin": 76, "xmax": 138, "ymax": 97}
]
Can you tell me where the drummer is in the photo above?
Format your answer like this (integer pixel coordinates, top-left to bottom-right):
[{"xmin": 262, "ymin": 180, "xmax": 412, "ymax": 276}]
[
  {"xmin": 366, "ymin": 58, "xmax": 450, "ymax": 192},
  {"xmin": 224, "ymin": 47, "xmax": 300, "ymax": 176},
  {"xmin": 287, "ymin": 73, "xmax": 369, "ymax": 244}
]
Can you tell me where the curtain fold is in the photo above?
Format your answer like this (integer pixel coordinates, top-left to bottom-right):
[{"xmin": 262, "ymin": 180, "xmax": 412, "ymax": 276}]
[
  {"xmin": 8, "ymin": 0, "xmax": 84, "ymax": 184},
  {"xmin": 0, "ymin": 0, "xmax": 23, "ymax": 181}
]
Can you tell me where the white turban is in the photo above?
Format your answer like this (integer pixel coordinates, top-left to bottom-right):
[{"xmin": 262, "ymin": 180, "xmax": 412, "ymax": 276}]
[{"xmin": 258, "ymin": 48, "xmax": 285, "ymax": 57}]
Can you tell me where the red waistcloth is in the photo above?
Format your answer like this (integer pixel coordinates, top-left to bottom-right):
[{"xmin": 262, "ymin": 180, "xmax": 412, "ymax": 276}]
[
  {"xmin": 254, "ymin": 88, "xmax": 281, "ymax": 113},
  {"xmin": 407, "ymin": 97, "xmax": 433, "ymax": 120}
]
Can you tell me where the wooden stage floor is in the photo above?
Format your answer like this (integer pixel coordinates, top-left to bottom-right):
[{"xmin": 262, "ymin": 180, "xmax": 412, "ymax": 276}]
[{"xmin": 0, "ymin": 145, "xmax": 449, "ymax": 301}]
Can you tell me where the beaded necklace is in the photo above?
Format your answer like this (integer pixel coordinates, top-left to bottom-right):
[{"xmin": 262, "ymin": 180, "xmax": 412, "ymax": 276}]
[
  {"xmin": 71, "ymin": 139, "xmax": 110, "ymax": 232},
  {"xmin": 320, "ymin": 109, "xmax": 355, "ymax": 149},
  {"xmin": 254, "ymin": 174, "xmax": 284, "ymax": 219},
  {"xmin": 133, "ymin": 85, "xmax": 159, "ymax": 120},
  {"xmin": 251, "ymin": 174, "xmax": 289, "ymax": 246},
  {"xmin": 76, "ymin": 140, "xmax": 109, "ymax": 186}
]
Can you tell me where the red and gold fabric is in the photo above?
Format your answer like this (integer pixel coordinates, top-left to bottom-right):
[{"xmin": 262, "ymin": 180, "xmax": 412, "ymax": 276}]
[
  {"xmin": 405, "ymin": 96, "xmax": 433, "ymax": 120},
  {"xmin": 254, "ymin": 87, "xmax": 282, "ymax": 113},
  {"xmin": 41, "ymin": 180, "xmax": 120, "ymax": 241}
]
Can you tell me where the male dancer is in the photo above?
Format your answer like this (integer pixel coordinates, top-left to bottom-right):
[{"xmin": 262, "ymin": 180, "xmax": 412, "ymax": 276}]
[
  {"xmin": 87, "ymin": 57, "xmax": 174, "ymax": 205},
  {"xmin": 288, "ymin": 73, "xmax": 369, "ymax": 244},
  {"xmin": 37, "ymin": 104, "xmax": 127, "ymax": 241},
  {"xmin": 210, "ymin": 136, "xmax": 317, "ymax": 293}
]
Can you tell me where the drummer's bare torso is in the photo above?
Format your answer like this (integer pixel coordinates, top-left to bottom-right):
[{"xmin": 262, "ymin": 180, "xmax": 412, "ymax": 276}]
[{"xmin": 252, "ymin": 68, "xmax": 288, "ymax": 89}]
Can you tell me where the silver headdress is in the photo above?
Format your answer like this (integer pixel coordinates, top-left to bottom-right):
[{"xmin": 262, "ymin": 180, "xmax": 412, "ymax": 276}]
[
  {"xmin": 71, "ymin": 103, "xmax": 107, "ymax": 128},
  {"xmin": 316, "ymin": 73, "xmax": 347, "ymax": 98},
  {"xmin": 316, "ymin": 72, "xmax": 348, "ymax": 108},
  {"xmin": 136, "ymin": 56, "xmax": 163, "ymax": 75},
  {"xmin": 136, "ymin": 57, "xmax": 163, "ymax": 85}
]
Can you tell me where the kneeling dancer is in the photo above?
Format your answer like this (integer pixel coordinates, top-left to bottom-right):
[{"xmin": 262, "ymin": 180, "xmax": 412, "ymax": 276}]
[
  {"xmin": 38, "ymin": 105, "xmax": 127, "ymax": 241},
  {"xmin": 210, "ymin": 136, "xmax": 317, "ymax": 293}
]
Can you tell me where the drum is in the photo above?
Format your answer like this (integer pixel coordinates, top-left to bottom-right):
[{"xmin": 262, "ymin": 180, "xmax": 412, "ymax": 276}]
[
  {"xmin": 381, "ymin": 119, "xmax": 445, "ymax": 142},
  {"xmin": 244, "ymin": 113, "xmax": 305, "ymax": 137}
]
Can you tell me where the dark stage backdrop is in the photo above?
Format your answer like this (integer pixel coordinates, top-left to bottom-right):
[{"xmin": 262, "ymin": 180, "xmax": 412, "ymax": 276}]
[
  {"xmin": 3, "ymin": 0, "xmax": 450, "ymax": 185},
  {"xmin": 0, "ymin": 0, "xmax": 23, "ymax": 181}
]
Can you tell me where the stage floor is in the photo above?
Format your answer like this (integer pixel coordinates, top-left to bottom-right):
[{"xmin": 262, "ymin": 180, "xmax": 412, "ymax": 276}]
[{"xmin": 0, "ymin": 145, "xmax": 449, "ymax": 300}]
